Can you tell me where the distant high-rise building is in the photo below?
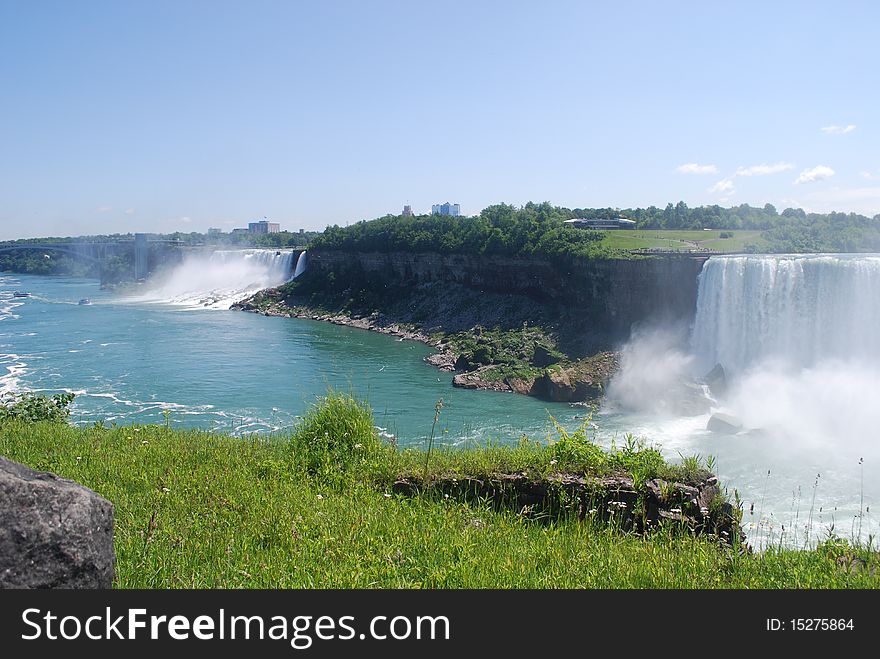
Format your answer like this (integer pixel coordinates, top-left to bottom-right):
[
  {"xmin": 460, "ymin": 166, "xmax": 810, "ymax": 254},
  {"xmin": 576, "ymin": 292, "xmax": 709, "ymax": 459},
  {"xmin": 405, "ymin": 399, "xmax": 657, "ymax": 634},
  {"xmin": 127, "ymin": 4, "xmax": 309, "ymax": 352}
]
[
  {"xmin": 431, "ymin": 202, "xmax": 460, "ymax": 217},
  {"xmin": 402, "ymin": 205, "xmax": 414, "ymax": 216},
  {"xmin": 248, "ymin": 220, "xmax": 280, "ymax": 234},
  {"xmin": 207, "ymin": 227, "xmax": 222, "ymax": 235}
]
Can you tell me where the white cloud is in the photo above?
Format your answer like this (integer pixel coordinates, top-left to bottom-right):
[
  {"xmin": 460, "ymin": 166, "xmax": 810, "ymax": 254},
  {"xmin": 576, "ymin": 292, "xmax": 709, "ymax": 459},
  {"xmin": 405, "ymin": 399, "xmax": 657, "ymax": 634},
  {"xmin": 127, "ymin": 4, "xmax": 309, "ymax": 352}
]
[
  {"xmin": 735, "ymin": 162, "xmax": 794, "ymax": 177},
  {"xmin": 180, "ymin": 216, "xmax": 192, "ymax": 224},
  {"xmin": 795, "ymin": 165, "xmax": 835, "ymax": 184},
  {"xmin": 676, "ymin": 163, "xmax": 718, "ymax": 175},
  {"xmin": 860, "ymin": 171, "xmax": 879, "ymax": 181},
  {"xmin": 709, "ymin": 178, "xmax": 735, "ymax": 195},
  {"xmin": 124, "ymin": 208, "xmax": 135, "ymax": 215},
  {"xmin": 820, "ymin": 124, "xmax": 856, "ymax": 134},
  {"xmin": 97, "ymin": 206, "xmax": 113, "ymax": 213}
]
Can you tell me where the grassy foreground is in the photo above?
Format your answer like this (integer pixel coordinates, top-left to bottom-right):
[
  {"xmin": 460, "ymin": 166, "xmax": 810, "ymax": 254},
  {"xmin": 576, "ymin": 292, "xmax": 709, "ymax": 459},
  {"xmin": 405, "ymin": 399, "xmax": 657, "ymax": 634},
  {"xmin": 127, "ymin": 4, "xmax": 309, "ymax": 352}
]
[{"xmin": 1, "ymin": 393, "xmax": 877, "ymax": 588}]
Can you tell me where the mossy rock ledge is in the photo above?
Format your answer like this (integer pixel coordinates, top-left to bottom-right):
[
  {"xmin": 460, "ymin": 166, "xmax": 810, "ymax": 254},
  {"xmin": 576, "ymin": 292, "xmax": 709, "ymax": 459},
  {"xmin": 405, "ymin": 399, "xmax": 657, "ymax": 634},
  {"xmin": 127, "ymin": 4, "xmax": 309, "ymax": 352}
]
[{"xmin": 392, "ymin": 470, "xmax": 744, "ymax": 547}]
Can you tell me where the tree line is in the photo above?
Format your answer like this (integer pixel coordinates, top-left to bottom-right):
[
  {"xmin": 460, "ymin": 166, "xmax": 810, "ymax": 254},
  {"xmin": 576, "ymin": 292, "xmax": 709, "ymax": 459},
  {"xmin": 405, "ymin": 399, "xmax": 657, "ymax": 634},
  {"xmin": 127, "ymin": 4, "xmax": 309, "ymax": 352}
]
[
  {"xmin": 313, "ymin": 201, "xmax": 880, "ymax": 255},
  {"xmin": 312, "ymin": 203, "xmax": 622, "ymax": 259}
]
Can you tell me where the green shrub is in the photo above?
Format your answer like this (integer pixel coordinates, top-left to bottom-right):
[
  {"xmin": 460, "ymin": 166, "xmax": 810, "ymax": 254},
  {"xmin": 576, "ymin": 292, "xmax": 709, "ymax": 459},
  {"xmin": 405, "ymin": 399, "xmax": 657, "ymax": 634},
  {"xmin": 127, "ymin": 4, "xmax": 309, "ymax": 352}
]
[
  {"xmin": 607, "ymin": 434, "xmax": 666, "ymax": 488},
  {"xmin": 289, "ymin": 391, "xmax": 380, "ymax": 477},
  {"xmin": 0, "ymin": 391, "xmax": 75, "ymax": 423},
  {"xmin": 547, "ymin": 416, "xmax": 606, "ymax": 471}
]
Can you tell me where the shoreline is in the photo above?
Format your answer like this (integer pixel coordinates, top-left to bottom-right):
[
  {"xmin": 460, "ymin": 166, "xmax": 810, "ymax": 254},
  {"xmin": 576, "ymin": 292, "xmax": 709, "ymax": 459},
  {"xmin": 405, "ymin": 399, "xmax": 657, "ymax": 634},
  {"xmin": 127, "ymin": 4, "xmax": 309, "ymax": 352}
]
[{"xmin": 232, "ymin": 290, "xmax": 618, "ymax": 403}]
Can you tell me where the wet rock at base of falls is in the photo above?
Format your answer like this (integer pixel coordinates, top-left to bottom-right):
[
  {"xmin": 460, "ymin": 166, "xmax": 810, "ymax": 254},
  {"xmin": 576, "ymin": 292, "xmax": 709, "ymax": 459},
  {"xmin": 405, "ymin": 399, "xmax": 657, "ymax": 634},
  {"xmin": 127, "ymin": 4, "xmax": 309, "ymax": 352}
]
[
  {"xmin": 672, "ymin": 381, "xmax": 714, "ymax": 416},
  {"xmin": 702, "ymin": 363, "xmax": 728, "ymax": 399},
  {"xmin": 707, "ymin": 412, "xmax": 744, "ymax": 435}
]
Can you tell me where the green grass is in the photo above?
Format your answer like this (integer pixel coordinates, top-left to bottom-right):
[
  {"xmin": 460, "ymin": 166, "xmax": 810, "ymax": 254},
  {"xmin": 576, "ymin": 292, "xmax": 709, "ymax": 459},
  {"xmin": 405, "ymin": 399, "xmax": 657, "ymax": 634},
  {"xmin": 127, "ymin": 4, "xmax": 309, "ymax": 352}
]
[
  {"xmin": 1, "ymin": 392, "xmax": 877, "ymax": 588},
  {"xmin": 599, "ymin": 230, "xmax": 770, "ymax": 253}
]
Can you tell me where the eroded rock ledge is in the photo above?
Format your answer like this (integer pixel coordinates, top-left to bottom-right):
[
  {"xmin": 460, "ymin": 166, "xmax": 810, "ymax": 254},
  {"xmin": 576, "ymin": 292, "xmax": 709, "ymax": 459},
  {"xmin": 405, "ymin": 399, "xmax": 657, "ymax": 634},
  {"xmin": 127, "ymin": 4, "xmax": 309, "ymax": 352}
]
[{"xmin": 392, "ymin": 470, "xmax": 745, "ymax": 546}]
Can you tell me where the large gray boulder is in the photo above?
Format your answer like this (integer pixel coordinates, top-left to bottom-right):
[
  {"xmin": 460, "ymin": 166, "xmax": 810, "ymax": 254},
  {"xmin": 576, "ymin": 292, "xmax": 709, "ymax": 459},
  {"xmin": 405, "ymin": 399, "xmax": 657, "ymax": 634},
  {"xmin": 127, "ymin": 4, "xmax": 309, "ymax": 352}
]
[
  {"xmin": 0, "ymin": 456, "xmax": 115, "ymax": 588},
  {"xmin": 707, "ymin": 412, "xmax": 743, "ymax": 435}
]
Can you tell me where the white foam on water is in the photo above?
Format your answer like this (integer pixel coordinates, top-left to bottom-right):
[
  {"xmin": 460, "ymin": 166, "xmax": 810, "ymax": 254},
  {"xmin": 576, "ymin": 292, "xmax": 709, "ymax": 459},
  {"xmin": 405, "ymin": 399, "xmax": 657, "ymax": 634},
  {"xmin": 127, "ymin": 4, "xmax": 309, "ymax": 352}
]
[{"xmin": 0, "ymin": 352, "xmax": 27, "ymax": 393}]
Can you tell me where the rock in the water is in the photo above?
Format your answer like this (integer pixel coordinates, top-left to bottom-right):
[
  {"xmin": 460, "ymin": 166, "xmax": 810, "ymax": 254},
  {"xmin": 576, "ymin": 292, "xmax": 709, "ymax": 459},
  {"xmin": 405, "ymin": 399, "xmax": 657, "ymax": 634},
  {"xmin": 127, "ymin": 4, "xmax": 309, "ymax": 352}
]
[
  {"xmin": 672, "ymin": 381, "xmax": 713, "ymax": 416},
  {"xmin": 0, "ymin": 456, "xmax": 115, "ymax": 588},
  {"xmin": 707, "ymin": 412, "xmax": 743, "ymax": 435},
  {"xmin": 702, "ymin": 363, "xmax": 728, "ymax": 398}
]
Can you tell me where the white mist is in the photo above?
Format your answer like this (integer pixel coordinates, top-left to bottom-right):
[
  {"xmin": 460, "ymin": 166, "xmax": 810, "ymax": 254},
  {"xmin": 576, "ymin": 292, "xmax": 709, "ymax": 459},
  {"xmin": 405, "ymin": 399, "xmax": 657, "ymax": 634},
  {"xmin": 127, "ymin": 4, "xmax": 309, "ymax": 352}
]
[{"xmin": 125, "ymin": 249, "xmax": 295, "ymax": 309}]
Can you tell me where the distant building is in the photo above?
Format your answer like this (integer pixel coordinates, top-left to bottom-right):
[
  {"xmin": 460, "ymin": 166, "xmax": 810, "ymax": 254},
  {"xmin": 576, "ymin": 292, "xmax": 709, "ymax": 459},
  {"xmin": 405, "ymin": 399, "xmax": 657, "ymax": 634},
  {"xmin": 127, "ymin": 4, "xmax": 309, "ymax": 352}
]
[
  {"xmin": 563, "ymin": 217, "xmax": 636, "ymax": 230},
  {"xmin": 248, "ymin": 220, "xmax": 280, "ymax": 234},
  {"xmin": 431, "ymin": 202, "xmax": 460, "ymax": 217},
  {"xmin": 231, "ymin": 228, "xmax": 250, "ymax": 235},
  {"xmin": 207, "ymin": 227, "xmax": 222, "ymax": 235},
  {"xmin": 402, "ymin": 205, "xmax": 414, "ymax": 217}
]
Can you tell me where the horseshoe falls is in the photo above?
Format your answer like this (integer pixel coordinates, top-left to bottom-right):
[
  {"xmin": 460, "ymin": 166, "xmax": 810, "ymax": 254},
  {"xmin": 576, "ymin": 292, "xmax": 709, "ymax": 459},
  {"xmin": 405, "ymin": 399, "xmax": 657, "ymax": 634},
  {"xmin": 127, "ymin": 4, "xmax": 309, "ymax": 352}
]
[
  {"xmin": 600, "ymin": 254, "xmax": 880, "ymax": 547},
  {"xmin": 691, "ymin": 254, "xmax": 880, "ymax": 375}
]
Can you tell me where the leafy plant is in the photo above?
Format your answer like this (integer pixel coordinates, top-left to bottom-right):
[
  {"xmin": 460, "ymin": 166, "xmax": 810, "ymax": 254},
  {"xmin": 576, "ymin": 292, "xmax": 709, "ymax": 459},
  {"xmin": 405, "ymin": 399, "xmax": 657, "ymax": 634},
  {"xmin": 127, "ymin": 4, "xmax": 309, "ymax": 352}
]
[
  {"xmin": 0, "ymin": 391, "xmax": 75, "ymax": 423},
  {"xmin": 289, "ymin": 390, "xmax": 380, "ymax": 477},
  {"xmin": 546, "ymin": 415, "xmax": 606, "ymax": 471},
  {"xmin": 607, "ymin": 434, "xmax": 665, "ymax": 488}
]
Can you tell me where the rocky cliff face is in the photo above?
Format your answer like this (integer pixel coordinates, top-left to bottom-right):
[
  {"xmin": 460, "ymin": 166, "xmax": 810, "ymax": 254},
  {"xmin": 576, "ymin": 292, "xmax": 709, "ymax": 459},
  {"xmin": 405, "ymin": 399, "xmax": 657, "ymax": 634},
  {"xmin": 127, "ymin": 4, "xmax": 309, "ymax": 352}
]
[{"xmin": 305, "ymin": 250, "xmax": 707, "ymax": 343}]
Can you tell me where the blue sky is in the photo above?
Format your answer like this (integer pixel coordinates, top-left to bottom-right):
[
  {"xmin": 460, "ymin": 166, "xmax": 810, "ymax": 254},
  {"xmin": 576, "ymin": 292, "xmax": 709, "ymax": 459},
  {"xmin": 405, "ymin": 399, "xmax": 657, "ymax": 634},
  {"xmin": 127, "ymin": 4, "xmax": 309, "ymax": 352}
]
[{"xmin": 1, "ymin": 0, "xmax": 878, "ymax": 239}]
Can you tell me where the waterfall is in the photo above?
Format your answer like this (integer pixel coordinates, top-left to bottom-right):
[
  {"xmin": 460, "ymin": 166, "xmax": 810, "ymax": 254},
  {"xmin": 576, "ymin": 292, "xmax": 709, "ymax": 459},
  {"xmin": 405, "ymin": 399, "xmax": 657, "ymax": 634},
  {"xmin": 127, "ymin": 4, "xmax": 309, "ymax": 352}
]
[
  {"xmin": 293, "ymin": 250, "xmax": 307, "ymax": 279},
  {"xmin": 127, "ymin": 249, "xmax": 296, "ymax": 309},
  {"xmin": 691, "ymin": 254, "xmax": 880, "ymax": 374},
  {"xmin": 608, "ymin": 253, "xmax": 880, "ymax": 548}
]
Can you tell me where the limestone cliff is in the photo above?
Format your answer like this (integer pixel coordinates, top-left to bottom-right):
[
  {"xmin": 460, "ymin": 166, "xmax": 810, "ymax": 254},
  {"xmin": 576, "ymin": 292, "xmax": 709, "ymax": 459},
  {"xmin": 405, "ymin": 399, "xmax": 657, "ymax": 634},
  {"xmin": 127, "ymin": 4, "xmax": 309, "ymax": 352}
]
[{"xmin": 302, "ymin": 250, "xmax": 706, "ymax": 345}]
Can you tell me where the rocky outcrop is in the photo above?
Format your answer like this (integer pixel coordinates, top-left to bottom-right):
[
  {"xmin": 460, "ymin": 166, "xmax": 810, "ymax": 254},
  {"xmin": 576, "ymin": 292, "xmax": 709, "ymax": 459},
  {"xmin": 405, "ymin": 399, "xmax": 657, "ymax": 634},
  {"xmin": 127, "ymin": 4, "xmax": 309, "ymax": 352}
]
[
  {"xmin": 424, "ymin": 351, "xmax": 457, "ymax": 371},
  {"xmin": 450, "ymin": 352, "xmax": 619, "ymax": 403},
  {"xmin": 391, "ymin": 470, "xmax": 743, "ymax": 546},
  {"xmin": 0, "ymin": 457, "xmax": 115, "ymax": 588}
]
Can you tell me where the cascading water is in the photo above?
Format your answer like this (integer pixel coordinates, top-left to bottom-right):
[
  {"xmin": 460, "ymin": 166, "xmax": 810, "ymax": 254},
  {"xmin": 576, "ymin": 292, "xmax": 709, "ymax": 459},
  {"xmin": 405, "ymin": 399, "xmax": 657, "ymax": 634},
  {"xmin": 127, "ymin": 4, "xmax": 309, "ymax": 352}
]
[
  {"xmin": 691, "ymin": 254, "xmax": 880, "ymax": 375},
  {"xmin": 293, "ymin": 250, "xmax": 307, "ymax": 279},
  {"xmin": 125, "ymin": 249, "xmax": 296, "ymax": 309},
  {"xmin": 687, "ymin": 254, "xmax": 880, "ymax": 454},
  {"xmin": 604, "ymin": 253, "xmax": 880, "ymax": 547}
]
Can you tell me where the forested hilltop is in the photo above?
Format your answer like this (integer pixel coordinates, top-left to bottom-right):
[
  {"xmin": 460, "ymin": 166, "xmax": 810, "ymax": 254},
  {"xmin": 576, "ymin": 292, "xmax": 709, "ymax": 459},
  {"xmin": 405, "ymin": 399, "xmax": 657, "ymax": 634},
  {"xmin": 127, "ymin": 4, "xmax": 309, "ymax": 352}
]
[
  {"xmin": 314, "ymin": 202, "xmax": 880, "ymax": 255},
  {"xmin": 315, "ymin": 203, "xmax": 621, "ymax": 258}
]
